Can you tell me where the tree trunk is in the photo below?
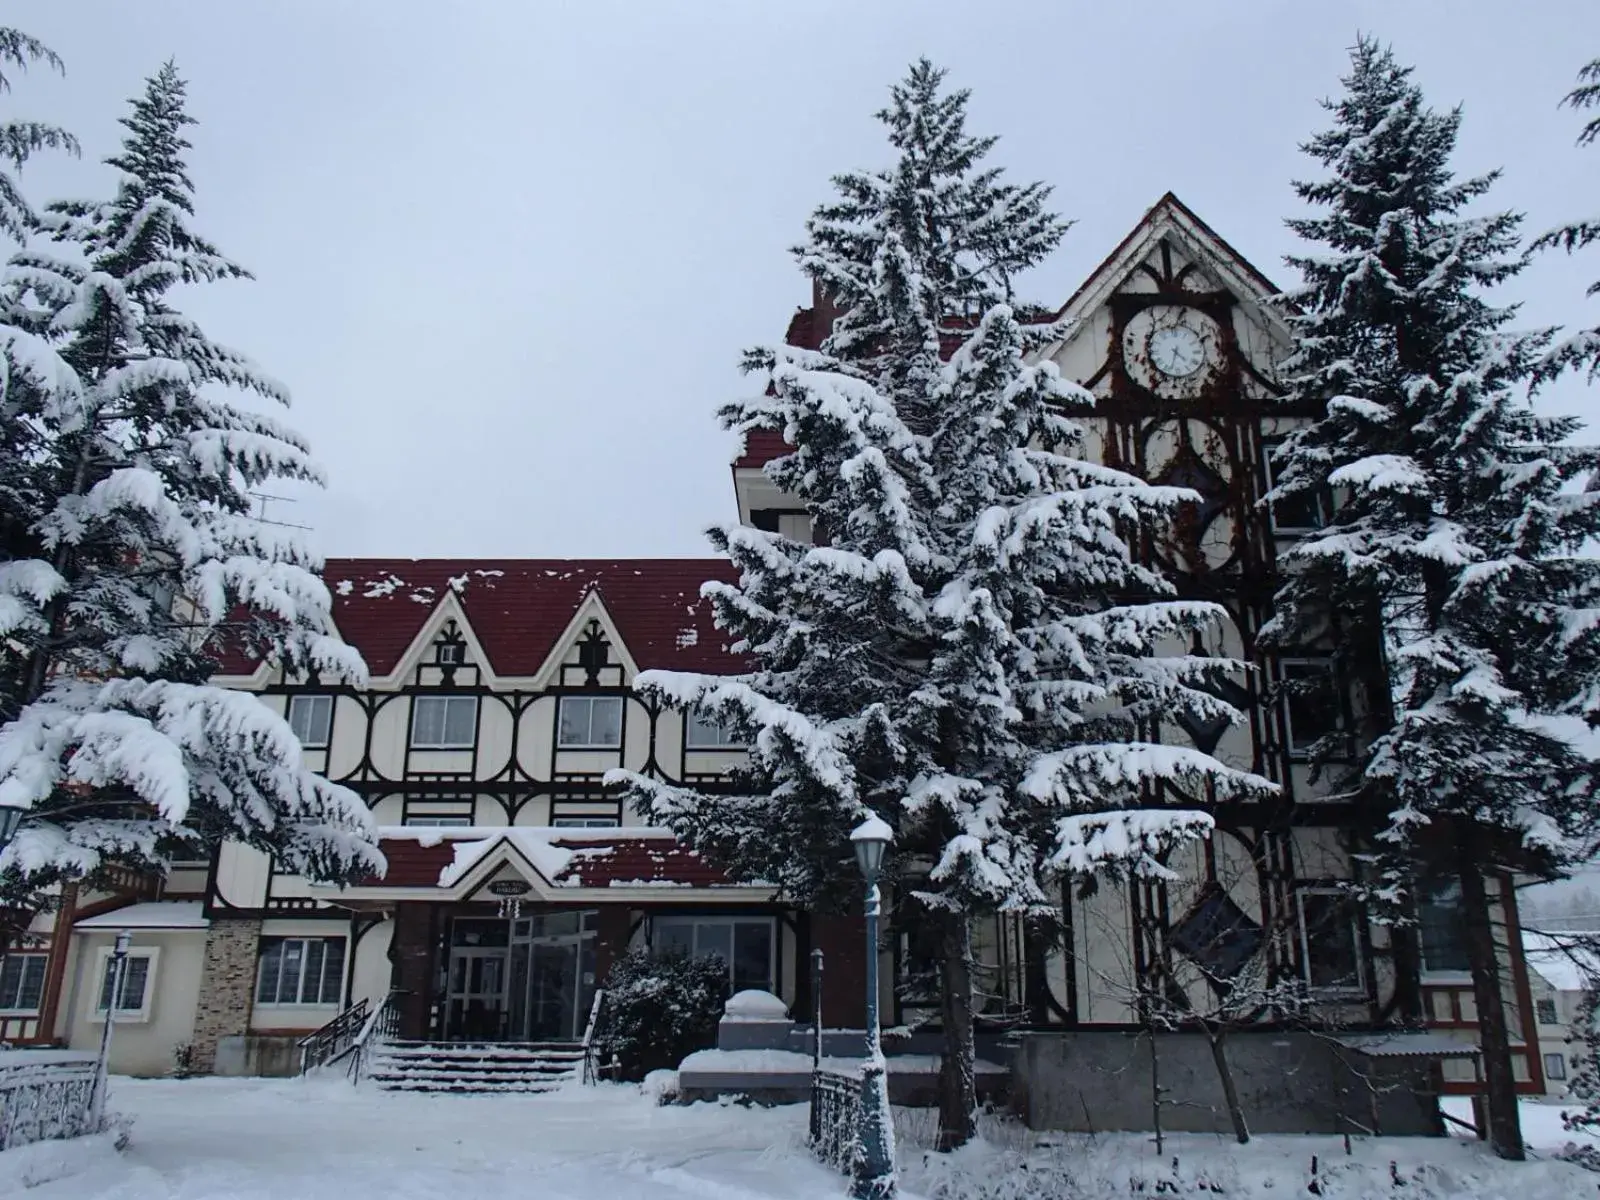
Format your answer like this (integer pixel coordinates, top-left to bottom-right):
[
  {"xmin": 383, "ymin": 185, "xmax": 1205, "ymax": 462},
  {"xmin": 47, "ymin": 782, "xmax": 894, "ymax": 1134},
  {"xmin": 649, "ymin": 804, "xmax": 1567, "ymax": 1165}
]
[
  {"xmin": 1203, "ymin": 1019, "xmax": 1250, "ymax": 1143},
  {"xmin": 936, "ymin": 910, "xmax": 977, "ymax": 1151},
  {"xmin": 1456, "ymin": 844, "xmax": 1524, "ymax": 1161}
]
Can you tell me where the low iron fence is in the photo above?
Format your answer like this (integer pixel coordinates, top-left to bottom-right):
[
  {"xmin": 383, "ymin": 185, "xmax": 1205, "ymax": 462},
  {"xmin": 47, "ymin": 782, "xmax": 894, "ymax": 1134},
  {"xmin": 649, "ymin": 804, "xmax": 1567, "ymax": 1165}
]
[
  {"xmin": 0, "ymin": 1051, "xmax": 100, "ymax": 1152},
  {"xmin": 808, "ymin": 1066, "xmax": 859, "ymax": 1172}
]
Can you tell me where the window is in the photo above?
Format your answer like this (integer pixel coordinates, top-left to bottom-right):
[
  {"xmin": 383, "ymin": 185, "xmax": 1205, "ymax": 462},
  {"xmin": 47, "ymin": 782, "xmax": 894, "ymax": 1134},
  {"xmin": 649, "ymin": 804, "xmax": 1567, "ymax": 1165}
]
[
  {"xmin": 1262, "ymin": 443, "xmax": 1327, "ymax": 533},
  {"xmin": 255, "ymin": 937, "xmax": 346, "ymax": 1006},
  {"xmin": 654, "ymin": 916, "xmax": 775, "ymax": 994},
  {"xmin": 1537, "ymin": 997, "xmax": 1560, "ymax": 1025},
  {"xmin": 686, "ymin": 712, "xmax": 743, "ymax": 749},
  {"xmin": 92, "ymin": 948, "xmax": 157, "ymax": 1021},
  {"xmin": 551, "ymin": 816, "xmax": 620, "ymax": 828},
  {"xmin": 403, "ymin": 815, "xmax": 473, "ymax": 828},
  {"xmin": 558, "ymin": 696, "xmax": 623, "ymax": 748},
  {"xmin": 437, "ymin": 642, "xmax": 465, "ymax": 665},
  {"xmin": 1417, "ymin": 880, "xmax": 1471, "ymax": 975},
  {"xmin": 287, "ymin": 695, "xmax": 332, "ymax": 748},
  {"xmin": 0, "ymin": 954, "xmax": 47, "ymax": 1013},
  {"xmin": 1296, "ymin": 889, "xmax": 1365, "ymax": 994},
  {"xmin": 410, "ymin": 696, "xmax": 478, "ymax": 748},
  {"xmin": 1547, "ymin": 1053, "xmax": 1568, "ymax": 1082},
  {"xmin": 1280, "ymin": 659, "xmax": 1342, "ymax": 757}
]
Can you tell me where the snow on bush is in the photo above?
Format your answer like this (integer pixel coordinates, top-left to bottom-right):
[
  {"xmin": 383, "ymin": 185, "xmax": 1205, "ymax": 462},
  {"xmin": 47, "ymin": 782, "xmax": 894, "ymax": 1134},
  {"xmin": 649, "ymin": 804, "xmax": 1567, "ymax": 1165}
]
[{"xmin": 594, "ymin": 947, "xmax": 728, "ymax": 1081}]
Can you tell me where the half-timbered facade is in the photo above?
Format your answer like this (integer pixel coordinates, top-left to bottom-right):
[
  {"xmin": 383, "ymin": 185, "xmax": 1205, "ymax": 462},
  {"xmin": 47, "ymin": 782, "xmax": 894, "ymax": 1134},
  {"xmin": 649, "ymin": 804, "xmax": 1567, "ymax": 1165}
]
[{"xmin": 1, "ymin": 194, "xmax": 1542, "ymax": 1096}]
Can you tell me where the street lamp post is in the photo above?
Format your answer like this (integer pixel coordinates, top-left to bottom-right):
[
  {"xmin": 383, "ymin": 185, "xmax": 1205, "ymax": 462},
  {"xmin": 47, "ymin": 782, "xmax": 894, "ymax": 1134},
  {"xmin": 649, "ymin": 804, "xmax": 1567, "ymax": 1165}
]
[
  {"xmin": 90, "ymin": 929, "xmax": 132, "ymax": 1132},
  {"xmin": 850, "ymin": 814, "xmax": 896, "ymax": 1200}
]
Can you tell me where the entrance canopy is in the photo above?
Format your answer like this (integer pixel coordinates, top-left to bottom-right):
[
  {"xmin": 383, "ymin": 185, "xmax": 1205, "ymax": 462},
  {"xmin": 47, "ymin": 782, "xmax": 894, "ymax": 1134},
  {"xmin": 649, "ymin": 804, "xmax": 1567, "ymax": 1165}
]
[{"xmin": 313, "ymin": 826, "xmax": 776, "ymax": 907}]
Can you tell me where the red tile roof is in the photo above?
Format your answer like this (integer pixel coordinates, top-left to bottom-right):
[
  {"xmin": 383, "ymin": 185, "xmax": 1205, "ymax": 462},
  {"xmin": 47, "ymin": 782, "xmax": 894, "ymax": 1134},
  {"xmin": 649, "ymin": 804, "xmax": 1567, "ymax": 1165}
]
[
  {"xmin": 212, "ymin": 558, "xmax": 743, "ymax": 678},
  {"xmin": 363, "ymin": 834, "xmax": 739, "ymax": 890}
]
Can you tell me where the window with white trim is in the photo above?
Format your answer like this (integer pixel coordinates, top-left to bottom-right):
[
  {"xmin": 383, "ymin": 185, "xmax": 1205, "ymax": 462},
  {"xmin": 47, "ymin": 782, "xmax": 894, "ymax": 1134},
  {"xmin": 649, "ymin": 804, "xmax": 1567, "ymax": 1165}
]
[
  {"xmin": 0, "ymin": 954, "xmax": 47, "ymax": 1013},
  {"xmin": 653, "ymin": 916, "xmax": 774, "ymax": 994},
  {"xmin": 255, "ymin": 937, "xmax": 345, "ymax": 1006},
  {"xmin": 558, "ymin": 696, "xmax": 623, "ymax": 749},
  {"xmin": 1262, "ymin": 442, "xmax": 1327, "ymax": 534},
  {"xmin": 1536, "ymin": 997, "xmax": 1559, "ymax": 1025},
  {"xmin": 410, "ymin": 696, "xmax": 478, "ymax": 749},
  {"xmin": 92, "ymin": 948, "xmax": 157, "ymax": 1021},
  {"xmin": 403, "ymin": 815, "xmax": 473, "ymax": 828},
  {"xmin": 686, "ymin": 711, "xmax": 743, "ymax": 749},
  {"xmin": 551, "ymin": 816, "xmax": 620, "ymax": 828},
  {"xmin": 436, "ymin": 642, "xmax": 465, "ymax": 665},
  {"xmin": 1547, "ymin": 1052, "xmax": 1568, "ymax": 1081},
  {"xmin": 1295, "ymin": 888, "xmax": 1364, "ymax": 995},
  {"xmin": 287, "ymin": 694, "xmax": 333, "ymax": 748}
]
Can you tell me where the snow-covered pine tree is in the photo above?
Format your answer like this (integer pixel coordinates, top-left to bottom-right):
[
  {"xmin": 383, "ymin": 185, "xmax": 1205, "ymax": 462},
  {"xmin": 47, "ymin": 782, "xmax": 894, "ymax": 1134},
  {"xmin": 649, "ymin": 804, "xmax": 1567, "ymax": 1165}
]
[
  {"xmin": 1263, "ymin": 38, "xmax": 1600, "ymax": 1160},
  {"xmin": 0, "ymin": 27, "xmax": 77, "ymax": 244},
  {"xmin": 1533, "ymin": 56, "xmax": 1600, "ymax": 382},
  {"xmin": 0, "ymin": 63, "xmax": 381, "ymax": 915},
  {"xmin": 612, "ymin": 60, "xmax": 1274, "ymax": 1149}
]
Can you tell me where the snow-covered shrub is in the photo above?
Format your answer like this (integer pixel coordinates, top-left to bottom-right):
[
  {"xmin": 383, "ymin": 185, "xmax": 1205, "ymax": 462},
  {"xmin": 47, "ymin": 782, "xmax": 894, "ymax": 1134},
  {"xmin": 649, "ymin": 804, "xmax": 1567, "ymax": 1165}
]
[{"xmin": 594, "ymin": 948, "xmax": 727, "ymax": 1082}]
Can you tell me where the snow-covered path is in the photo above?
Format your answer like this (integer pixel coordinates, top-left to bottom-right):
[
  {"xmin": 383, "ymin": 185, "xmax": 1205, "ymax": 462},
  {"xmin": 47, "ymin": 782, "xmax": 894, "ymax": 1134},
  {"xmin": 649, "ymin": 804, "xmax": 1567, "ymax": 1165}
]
[
  {"xmin": 7, "ymin": 1075, "xmax": 1600, "ymax": 1199},
  {"xmin": 8, "ymin": 1076, "xmax": 844, "ymax": 1200}
]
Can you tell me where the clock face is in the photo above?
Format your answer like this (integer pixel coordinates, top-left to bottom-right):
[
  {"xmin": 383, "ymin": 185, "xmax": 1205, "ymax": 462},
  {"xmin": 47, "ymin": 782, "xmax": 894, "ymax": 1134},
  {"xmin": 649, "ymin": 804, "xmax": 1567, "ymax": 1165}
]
[
  {"xmin": 1148, "ymin": 326, "xmax": 1205, "ymax": 377},
  {"xmin": 1121, "ymin": 306, "xmax": 1224, "ymax": 398}
]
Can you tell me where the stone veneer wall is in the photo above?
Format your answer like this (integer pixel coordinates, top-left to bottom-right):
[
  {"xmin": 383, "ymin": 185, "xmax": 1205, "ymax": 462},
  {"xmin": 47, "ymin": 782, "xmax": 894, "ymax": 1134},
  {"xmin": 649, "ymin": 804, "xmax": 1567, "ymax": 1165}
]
[{"xmin": 191, "ymin": 915, "xmax": 262, "ymax": 1073}]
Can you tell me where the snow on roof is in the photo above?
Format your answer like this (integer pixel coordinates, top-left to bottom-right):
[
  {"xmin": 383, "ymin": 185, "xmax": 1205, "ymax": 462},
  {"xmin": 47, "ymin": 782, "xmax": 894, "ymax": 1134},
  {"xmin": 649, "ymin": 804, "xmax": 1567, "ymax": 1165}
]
[
  {"xmin": 1337, "ymin": 1032, "xmax": 1481, "ymax": 1059},
  {"xmin": 1524, "ymin": 930, "xmax": 1600, "ymax": 993},
  {"xmin": 211, "ymin": 558, "xmax": 744, "ymax": 678},
  {"xmin": 437, "ymin": 830, "xmax": 574, "ymax": 888},
  {"xmin": 75, "ymin": 901, "xmax": 210, "ymax": 930}
]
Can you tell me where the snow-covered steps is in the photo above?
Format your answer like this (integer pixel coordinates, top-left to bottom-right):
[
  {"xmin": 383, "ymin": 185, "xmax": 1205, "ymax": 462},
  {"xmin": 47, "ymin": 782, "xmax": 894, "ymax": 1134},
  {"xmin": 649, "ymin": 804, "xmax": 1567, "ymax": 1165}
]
[{"xmin": 367, "ymin": 1041, "xmax": 587, "ymax": 1094}]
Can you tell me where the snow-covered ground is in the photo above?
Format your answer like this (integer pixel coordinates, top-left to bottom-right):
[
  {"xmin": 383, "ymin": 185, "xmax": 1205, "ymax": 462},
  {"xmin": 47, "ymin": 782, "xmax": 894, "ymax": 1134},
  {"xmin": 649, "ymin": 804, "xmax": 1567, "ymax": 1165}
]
[{"xmin": 3, "ymin": 1075, "xmax": 1597, "ymax": 1199}]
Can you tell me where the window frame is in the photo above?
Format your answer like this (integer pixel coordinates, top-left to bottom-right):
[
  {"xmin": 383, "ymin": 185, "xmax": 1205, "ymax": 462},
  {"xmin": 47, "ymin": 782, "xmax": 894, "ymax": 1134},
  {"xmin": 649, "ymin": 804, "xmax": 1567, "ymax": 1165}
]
[
  {"xmin": 409, "ymin": 695, "xmax": 479, "ymax": 750},
  {"xmin": 1294, "ymin": 887, "xmax": 1367, "ymax": 998},
  {"xmin": 1416, "ymin": 879, "xmax": 1472, "ymax": 981},
  {"xmin": 685, "ymin": 711, "xmax": 744, "ymax": 750},
  {"xmin": 557, "ymin": 695, "xmax": 624, "ymax": 750},
  {"xmin": 1278, "ymin": 657, "xmax": 1343, "ymax": 760},
  {"xmin": 1546, "ymin": 1052, "xmax": 1568, "ymax": 1082},
  {"xmin": 88, "ymin": 946, "xmax": 159, "ymax": 1024},
  {"xmin": 1536, "ymin": 997, "xmax": 1560, "ymax": 1026},
  {"xmin": 286, "ymin": 694, "xmax": 333, "ymax": 749},
  {"xmin": 402, "ymin": 815, "xmax": 473, "ymax": 828},
  {"xmin": 1261, "ymin": 440, "xmax": 1329, "ymax": 535},
  {"xmin": 652, "ymin": 915, "xmax": 777, "ymax": 994},
  {"xmin": 436, "ymin": 642, "xmax": 466, "ymax": 666},
  {"xmin": 550, "ymin": 816, "xmax": 620, "ymax": 828},
  {"xmin": 254, "ymin": 936, "xmax": 347, "ymax": 1008},
  {"xmin": 0, "ymin": 953, "xmax": 48, "ymax": 1015}
]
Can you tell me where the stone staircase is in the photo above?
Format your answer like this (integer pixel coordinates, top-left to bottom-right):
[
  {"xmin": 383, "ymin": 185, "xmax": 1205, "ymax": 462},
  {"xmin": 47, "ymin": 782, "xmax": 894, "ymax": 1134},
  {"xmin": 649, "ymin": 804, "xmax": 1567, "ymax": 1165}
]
[{"xmin": 367, "ymin": 1041, "xmax": 586, "ymax": 1094}]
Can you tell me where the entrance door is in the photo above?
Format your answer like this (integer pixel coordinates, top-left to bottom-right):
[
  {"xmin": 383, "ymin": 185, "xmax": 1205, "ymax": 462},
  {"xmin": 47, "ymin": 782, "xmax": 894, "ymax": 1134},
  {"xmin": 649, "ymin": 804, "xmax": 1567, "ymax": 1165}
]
[
  {"xmin": 507, "ymin": 911, "xmax": 599, "ymax": 1042},
  {"xmin": 446, "ymin": 917, "xmax": 510, "ymax": 1040},
  {"xmin": 446, "ymin": 949, "xmax": 507, "ymax": 1040}
]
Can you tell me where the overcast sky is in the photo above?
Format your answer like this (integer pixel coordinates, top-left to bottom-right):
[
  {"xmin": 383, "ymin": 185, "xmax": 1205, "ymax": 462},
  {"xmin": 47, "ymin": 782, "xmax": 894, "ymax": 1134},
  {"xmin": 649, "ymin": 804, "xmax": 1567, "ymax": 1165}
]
[{"xmin": 8, "ymin": 1, "xmax": 1597, "ymax": 560}]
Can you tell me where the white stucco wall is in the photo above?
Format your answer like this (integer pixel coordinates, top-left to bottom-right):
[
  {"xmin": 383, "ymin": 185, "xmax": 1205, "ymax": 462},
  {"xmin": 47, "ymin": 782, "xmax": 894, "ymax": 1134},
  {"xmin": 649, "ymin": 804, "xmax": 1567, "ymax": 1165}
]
[{"xmin": 63, "ymin": 929, "xmax": 206, "ymax": 1077}]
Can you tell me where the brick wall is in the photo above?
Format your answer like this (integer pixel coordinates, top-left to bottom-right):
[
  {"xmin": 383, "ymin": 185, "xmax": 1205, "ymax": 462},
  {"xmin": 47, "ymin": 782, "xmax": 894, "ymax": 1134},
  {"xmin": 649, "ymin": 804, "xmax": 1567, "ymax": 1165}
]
[{"xmin": 191, "ymin": 915, "xmax": 262, "ymax": 1073}]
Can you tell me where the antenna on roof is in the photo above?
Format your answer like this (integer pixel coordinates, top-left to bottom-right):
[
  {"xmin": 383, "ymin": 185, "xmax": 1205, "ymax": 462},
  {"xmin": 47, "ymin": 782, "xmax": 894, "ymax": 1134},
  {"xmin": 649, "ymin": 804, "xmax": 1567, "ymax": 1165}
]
[{"xmin": 247, "ymin": 491, "xmax": 313, "ymax": 532}]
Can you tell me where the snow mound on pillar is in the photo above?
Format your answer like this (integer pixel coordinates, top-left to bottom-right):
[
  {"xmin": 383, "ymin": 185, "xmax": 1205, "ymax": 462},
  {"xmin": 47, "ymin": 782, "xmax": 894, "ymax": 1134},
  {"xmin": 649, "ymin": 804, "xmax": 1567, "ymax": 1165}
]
[{"xmin": 722, "ymin": 990, "xmax": 790, "ymax": 1022}]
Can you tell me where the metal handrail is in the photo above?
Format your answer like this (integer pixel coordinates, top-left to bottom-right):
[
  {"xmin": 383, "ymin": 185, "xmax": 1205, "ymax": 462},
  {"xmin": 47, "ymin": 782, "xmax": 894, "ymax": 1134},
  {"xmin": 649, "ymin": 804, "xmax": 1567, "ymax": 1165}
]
[
  {"xmin": 347, "ymin": 989, "xmax": 406, "ymax": 1086},
  {"xmin": 580, "ymin": 988, "xmax": 608, "ymax": 1085},
  {"xmin": 297, "ymin": 997, "xmax": 370, "ymax": 1075}
]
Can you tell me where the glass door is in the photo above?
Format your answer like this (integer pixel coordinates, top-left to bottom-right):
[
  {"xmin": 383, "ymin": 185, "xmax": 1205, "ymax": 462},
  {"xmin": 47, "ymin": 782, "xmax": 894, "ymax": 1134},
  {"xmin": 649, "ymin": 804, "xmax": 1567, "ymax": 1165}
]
[
  {"xmin": 446, "ymin": 917, "xmax": 510, "ymax": 1041},
  {"xmin": 505, "ymin": 911, "xmax": 600, "ymax": 1042}
]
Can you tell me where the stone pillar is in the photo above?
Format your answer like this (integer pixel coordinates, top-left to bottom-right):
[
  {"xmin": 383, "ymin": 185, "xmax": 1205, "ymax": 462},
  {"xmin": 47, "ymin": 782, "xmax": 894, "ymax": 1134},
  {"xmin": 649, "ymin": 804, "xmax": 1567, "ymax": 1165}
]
[
  {"xmin": 191, "ymin": 915, "xmax": 262, "ymax": 1073},
  {"xmin": 811, "ymin": 913, "xmax": 867, "ymax": 1028},
  {"xmin": 392, "ymin": 902, "xmax": 437, "ymax": 1040}
]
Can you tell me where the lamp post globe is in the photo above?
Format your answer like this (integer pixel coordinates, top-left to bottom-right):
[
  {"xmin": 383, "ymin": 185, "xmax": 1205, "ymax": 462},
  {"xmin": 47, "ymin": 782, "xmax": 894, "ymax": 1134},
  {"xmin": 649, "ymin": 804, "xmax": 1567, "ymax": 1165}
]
[
  {"xmin": 0, "ymin": 803, "xmax": 23, "ymax": 852},
  {"xmin": 849, "ymin": 813, "xmax": 896, "ymax": 1199}
]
